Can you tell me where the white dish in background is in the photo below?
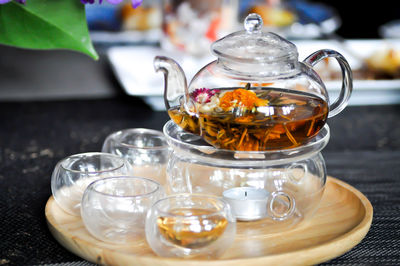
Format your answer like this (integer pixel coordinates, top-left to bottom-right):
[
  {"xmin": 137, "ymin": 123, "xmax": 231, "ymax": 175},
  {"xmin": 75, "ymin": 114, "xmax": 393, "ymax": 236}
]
[
  {"xmin": 295, "ymin": 39, "xmax": 400, "ymax": 106},
  {"xmin": 107, "ymin": 46, "xmax": 215, "ymax": 110},
  {"xmin": 107, "ymin": 40, "xmax": 400, "ymax": 110}
]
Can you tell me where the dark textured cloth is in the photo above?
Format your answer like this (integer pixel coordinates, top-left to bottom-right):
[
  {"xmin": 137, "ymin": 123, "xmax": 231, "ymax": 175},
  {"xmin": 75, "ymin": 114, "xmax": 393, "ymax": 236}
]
[{"xmin": 0, "ymin": 99, "xmax": 399, "ymax": 265}]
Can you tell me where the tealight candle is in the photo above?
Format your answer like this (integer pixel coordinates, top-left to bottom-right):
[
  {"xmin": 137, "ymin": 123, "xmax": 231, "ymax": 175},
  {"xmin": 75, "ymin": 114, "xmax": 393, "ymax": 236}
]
[{"xmin": 222, "ymin": 187, "xmax": 269, "ymax": 221}]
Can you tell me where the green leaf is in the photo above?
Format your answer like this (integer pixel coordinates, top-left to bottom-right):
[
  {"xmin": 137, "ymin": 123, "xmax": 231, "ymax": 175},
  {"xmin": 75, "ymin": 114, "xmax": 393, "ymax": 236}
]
[{"xmin": 0, "ymin": 0, "xmax": 98, "ymax": 60}]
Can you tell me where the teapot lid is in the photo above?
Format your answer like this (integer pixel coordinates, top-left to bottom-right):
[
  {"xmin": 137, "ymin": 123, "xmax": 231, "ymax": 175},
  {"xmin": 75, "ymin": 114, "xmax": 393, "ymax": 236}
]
[{"xmin": 211, "ymin": 13, "xmax": 298, "ymax": 69}]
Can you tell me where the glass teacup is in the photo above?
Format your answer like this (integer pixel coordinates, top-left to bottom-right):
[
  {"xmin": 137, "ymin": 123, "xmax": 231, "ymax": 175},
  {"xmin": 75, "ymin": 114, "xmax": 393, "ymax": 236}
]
[
  {"xmin": 145, "ymin": 194, "xmax": 236, "ymax": 259},
  {"xmin": 81, "ymin": 176, "xmax": 164, "ymax": 244},
  {"xmin": 102, "ymin": 128, "xmax": 170, "ymax": 186},
  {"xmin": 51, "ymin": 152, "xmax": 132, "ymax": 216}
]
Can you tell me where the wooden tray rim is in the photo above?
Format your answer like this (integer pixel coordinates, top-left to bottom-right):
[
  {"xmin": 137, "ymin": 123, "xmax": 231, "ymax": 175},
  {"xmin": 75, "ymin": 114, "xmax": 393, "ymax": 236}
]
[{"xmin": 45, "ymin": 177, "xmax": 373, "ymax": 266}]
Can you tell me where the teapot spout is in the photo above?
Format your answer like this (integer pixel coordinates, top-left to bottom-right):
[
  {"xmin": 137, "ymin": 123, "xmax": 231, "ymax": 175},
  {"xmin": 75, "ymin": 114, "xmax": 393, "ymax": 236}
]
[{"xmin": 154, "ymin": 56, "xmax": 188, "ymax": 110}]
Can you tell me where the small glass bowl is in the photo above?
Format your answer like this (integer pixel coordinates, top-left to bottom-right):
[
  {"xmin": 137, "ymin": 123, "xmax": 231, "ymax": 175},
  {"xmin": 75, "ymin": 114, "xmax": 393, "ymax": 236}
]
[
  {"xmin": 145, "ymin": 194, "xmax": 236, "ymax": 259},
  {"xmin": 102, "ymin": 128, "xmax": 170, "ymax": 186},
  {"xmin": 51, "ymin": 152, "xmax": 132, "ymax": 216},
  {"xmin": 81, "ymin": 176, "xmax": 164, "ymax": 244}
]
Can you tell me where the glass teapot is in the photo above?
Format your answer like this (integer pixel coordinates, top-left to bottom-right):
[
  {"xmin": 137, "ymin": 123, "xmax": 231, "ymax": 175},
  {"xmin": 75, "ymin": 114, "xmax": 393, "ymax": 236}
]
[{"xmin": 155, "ymin": 13, "xmax": 352, "ymax": 151}]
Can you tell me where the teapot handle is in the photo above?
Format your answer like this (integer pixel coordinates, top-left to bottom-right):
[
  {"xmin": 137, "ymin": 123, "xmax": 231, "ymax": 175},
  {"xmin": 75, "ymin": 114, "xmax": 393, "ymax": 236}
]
[{"xmin": 303, "ymin": 49, "xmax": 353, "ymax": 118}]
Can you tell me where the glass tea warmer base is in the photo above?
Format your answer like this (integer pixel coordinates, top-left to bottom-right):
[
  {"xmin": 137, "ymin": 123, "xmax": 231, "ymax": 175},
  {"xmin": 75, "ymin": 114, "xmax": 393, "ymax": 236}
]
[{"xmin": 163, "ymin": 120, "xmax": 330, "ymax": 232}]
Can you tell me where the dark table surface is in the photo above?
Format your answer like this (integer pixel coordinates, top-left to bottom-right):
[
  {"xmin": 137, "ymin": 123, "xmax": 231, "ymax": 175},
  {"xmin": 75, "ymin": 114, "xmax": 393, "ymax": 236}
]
[{"xmin": 0, "ymin": 46, "xmax": 400, "ymax": 265}]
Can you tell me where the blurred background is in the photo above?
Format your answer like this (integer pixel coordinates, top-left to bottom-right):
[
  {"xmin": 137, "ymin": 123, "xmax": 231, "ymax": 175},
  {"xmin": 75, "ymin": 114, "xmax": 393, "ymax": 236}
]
[
  {"xmin": 2, "ymin": 2, "xmax": 399, "ymax": 265},
  {"xmin": 1, "ymin": 0, "xmax": 400, "ymax": 107},
  {"xmin": 83, "ymin": 0, "xmax": 400, "ymax": 39}
]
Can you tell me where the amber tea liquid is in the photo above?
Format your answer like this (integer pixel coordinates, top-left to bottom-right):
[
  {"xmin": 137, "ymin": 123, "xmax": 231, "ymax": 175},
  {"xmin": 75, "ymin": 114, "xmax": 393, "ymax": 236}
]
[
  {"xmin": 157, "ymin": 208, "xmax": 228, "ymax": 249},
  {"xmin": 168, "ymin": 87, "xmax": 328, "ymax": 151}
]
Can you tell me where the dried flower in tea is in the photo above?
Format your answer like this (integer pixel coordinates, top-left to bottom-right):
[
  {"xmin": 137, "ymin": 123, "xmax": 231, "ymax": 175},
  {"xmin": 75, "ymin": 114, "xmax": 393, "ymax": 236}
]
[{"xmin": 167, "ymin": 85, "xmax": 328, "ymax": 151}]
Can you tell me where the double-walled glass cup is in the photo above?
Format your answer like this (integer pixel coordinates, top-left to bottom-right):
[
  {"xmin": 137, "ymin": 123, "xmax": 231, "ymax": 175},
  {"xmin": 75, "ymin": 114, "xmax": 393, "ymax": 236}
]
[
  {"xmin": 81, "ymin": 176, "xmax": 164, "ymax": 244},
  {"xmin": 51, "ymin": 152, "xmax": 132, "ymax": 216},
  {"xmin": 163, "ymin": 120, "xmax": 329, "ymax": 231},
  {"xmin": 102, "ymin": 128, "xmax": 170, "ymax": 186},
  {"xmin": 145, "ymin": 194, "xmax": 236, "ymax": 259}
]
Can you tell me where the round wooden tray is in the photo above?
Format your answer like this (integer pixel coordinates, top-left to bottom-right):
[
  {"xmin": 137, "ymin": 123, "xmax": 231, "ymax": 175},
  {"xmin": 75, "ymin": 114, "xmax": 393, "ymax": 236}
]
[{"xmin": 45, "ymin": 177, "xmax": 373, "ymax": 265}]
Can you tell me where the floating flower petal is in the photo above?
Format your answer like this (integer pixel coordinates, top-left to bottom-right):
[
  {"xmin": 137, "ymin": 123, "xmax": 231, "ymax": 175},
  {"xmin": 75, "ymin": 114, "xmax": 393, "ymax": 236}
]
[
  {"xmin": 219, "ymin": 88, "xmax": 269, "ymax": 111},
  {"xmin": 191, "ymin": 88, "xmax": 220, "ymax": 104}
]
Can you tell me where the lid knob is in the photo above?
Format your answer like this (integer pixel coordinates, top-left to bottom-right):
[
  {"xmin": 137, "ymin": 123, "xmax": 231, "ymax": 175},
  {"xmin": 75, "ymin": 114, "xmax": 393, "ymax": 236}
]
[{"xmin": 244, "ymin": 13, "xmax": 263, "ymax": 34}]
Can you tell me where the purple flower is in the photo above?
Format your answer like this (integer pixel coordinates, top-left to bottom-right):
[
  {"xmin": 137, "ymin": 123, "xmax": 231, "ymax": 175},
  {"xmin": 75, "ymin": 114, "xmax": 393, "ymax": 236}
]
[
  {"xmin": 80, "ymin": 0, "xmax": 97, "ymax": 4},
  {"xmin": 130, "ymin": 0, "xmax": 142, "ymax": 8},
  {"xmin": 0, "ymin": 0, "xmax": 25, "ymax": 4},
  {"xmin": 81, "ymin": 0, "xmax": 142, "ymax": 8}
]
